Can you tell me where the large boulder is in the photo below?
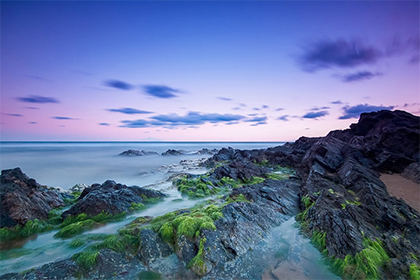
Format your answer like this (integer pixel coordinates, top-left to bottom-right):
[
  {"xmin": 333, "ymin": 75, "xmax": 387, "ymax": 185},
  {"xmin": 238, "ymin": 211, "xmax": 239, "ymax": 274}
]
[
  {"xmin": 0, "ymin": 168, "xmax": 65, "ymax": 228},
  {"xmin": 62, "ymin": 180, "xmax": 166, "ymax": 218}
]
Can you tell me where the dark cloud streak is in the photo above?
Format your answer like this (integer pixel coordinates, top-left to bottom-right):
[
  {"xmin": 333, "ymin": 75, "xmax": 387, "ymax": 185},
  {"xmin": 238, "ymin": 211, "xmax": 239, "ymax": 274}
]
[
  {"xmin": 17, "ymin": 95, "xmax": 59, "ymax": 104},
  {"xmin": 302, "ymin": 111, "xmax": 329, "ymax": 119},
  {"xmin": 142, "ymin": 85, "xmax": 180, "ymax": 99},
  {"xmin": 299, "ymin": 39, "xmax": 382, "ymax": 71},
  {"xmin": 104, "ymin": 80, "xmax": 134, "ymax": 90},
  {"xmin": 107, "ymin": 108, "xmax": 153, "ymax": 114},
  {"xmin": 52, "ymin": 116, "xmax": 77, "ymax": 120},
  {"xmin": 339, "ymin": 104, "xmax": 394, "ymax": 119},
  {"xmin": 341, "ymin": 71, "xmax": 382, "ymax": 82}
]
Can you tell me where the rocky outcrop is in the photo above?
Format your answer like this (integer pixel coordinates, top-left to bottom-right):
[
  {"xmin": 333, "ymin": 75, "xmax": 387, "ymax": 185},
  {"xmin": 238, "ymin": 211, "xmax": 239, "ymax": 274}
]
[
  {"xmin": 212, "ymin": 161, "xmax": 270, "ymax": 182},
  {"xmin": 327, "ymin": 110, "xmax": 419, "ymax": 173},
  {"xmin": 119, "ymin": 150, "xmax": 158, "ymax": 156},
  {"xmin": 62, "ymin": 180, "xmax": 166, "ymax": 218},
  {"xmin": 287, "ymin": 111, "xmax": 420, "ymax": 279},
  {"xmin": 162, "ymin": 148, "xmax": 218, "ymax": 156},
  {"xmin": 0, "ymin": 168, "xmax": 66, "ymax": 228},
  {"xmin": 201, "ymin": 110, "xmax": 420, "ymax": 279},
  {"xmin": 203, "ymin": 179, "xmax": 301, "ymax": 268},
  {"xmin": 0, "ymin": 249, "xmax": 147, "ymax": 280}
]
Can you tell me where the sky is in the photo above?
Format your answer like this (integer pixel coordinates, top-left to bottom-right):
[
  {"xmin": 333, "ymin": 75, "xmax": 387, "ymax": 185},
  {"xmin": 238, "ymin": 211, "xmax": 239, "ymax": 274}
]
[{"xmin": 1, "ymin": 1, "xmax": 419, "ymax": 141}]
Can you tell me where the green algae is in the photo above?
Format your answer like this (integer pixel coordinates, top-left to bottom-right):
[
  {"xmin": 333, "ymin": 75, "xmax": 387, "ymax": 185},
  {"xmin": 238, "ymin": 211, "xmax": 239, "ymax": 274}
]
[{"xmin": 0, "ymin": 219, "xmax": 53, "ymax": 242}]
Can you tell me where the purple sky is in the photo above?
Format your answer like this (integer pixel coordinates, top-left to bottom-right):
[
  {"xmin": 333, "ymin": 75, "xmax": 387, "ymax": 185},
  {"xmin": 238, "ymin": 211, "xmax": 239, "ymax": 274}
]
[{"xmin": 1, "ymin": 1, "xmax": 419, "ymax": 141}]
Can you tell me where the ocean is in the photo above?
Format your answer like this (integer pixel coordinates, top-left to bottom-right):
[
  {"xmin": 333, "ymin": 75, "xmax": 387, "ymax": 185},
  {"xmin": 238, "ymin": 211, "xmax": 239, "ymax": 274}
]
[{"xmin": 0, "ymin": 141, "xmax": 284, "ymax": 189}]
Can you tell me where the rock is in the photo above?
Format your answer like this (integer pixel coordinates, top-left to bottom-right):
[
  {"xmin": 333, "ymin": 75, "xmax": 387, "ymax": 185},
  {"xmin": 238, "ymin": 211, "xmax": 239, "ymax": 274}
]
[
  {"xmin": 0, "ymin": 168, "xmax": 66, "ymax": 228},
  {"xmin": 213, "ymin": 161, "xmax": 269, "ymax": 182},
  {"xmin": 201, "ymin": 179, "xmax": 301, "ymax": 277},
  {"xmin": 175, "ymin": 235, "xmax": 198, "ymax": 264},
  {"xmin": 292, "ymin": 111, "xmax": 420, "ymax": 279},
  {"xmin": 195, "ymin": 148, "xmax": 219, "ymax": 155},
  {"xmin": 62, "ymin": 180, "xmax": 166, "ymax": 218},
  {"xmin": 119, "ymin": 150, "xmax": 158, "ymax": 156},
  {"xmin": 328, "ymin": 110, "xmax": 420, "ymax": 172},
  {"xmin": 87, "ymin": 249, "xmax": 146, "ymax": 279},
  {"xmin": 137, "ymin": 228, "xmax": 173, "ymax": 264},
  {"xmin": 162, "ymin": 148, "xmax": 219, "ymax": 156},
  {"xmin": 402, "ymin": 162, "xmax": 420, "ymax": 183},
  {"xmin": 162, "ymin": 149, "xmax": 186, "ymax": 156},
  {"xmin": 0, "ymin": 259, "xmax": 80, "ymax": 280},
  {"xmin": 69, "ymin": 183, "xmax": 88, "ymax": 193}
]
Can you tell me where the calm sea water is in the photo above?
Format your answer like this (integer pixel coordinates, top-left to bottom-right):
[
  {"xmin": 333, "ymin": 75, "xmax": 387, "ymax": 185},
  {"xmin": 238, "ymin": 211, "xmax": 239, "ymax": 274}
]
[{"xmin": 0, "ymin": 141, "xmax": 284, "ymax": 189}]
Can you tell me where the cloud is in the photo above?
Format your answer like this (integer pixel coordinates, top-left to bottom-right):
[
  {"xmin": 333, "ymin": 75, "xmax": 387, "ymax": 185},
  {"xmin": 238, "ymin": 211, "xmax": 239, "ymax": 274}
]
[
  {"xmin": 121, "ymin": 119, "xmax": 150, "ymax": 128},
  {"xmin": 277, "ymin": 115, "xmax": 289, "ymax": 121},
  {"xmin": 385, "ymin": 35, "xmax": 419, "ymax": 59},
  {"xmin": 232, "ymin": 107, "xmax": 241, "ymax": 110},
  {"xmin": 52, "ymin": 116, "xmax": 77, "ymax": 120},
  {"xmin": 239, "ymin": 103, "xmax": 247, "ymax": 107},
  {"xmin": 339, "ymin": 104, "xmax": 394, "ymax": 119},
  {"xmin": 299, "ymin": 39, "xmax": 382, "ymax": 71},
  {"xmin": 28, "ymin": 122, "xmax": 37, "ymax": 124},
  {"xmin": 245, "ymin": 116, "xmax": 268, "ymax": 126},
  {"xmin": 22, "ymin": 75, "xmax": 53, "ymax": 82},
  {"xmin": 16, "ymin": 95, "xmax": 59, "ymax": 104},
  {"xmin": 99, "ymin": 123, "xmax": 110, "ymax": 126},
  {"xmin": 302, "ymin": 110, "xmax": 329, "ymax": 119},
  {"xmin": 121, "ymin": 112, "xmax": 245, "ymax": 128},
  {"xmin": 5, "ymin": 113, "xmax": 23, "ymax": 117},
  {"xmin": 104, "ymin": 80, "xmax": 134, "ymax": 90},
  {"xmin": 107, "ymin": 108, "xmax": 153, "ymax": 114},
  {"xmin": 152, "ymin": 112, "xmax": 244, "ymax": 124},
  {"xmin": 142, "ymin": 85, "xmax": 180, "ymax": 98},
  {"xmin": 217, "ymin": 97, "xmax": 232, "ymax": 101},
  {"xmin": 403, "ymin": 102, "xmax": 420, "ymax": 108},
  {"xmin": 330, "ymin": 100, "xmax": 343, "ymax": 105},
  {"xmin": 262, "ymin": 105, "xmax": 269, "ymax": 109},
  {"xmin": 275, "ymin": 108, "xmax": 284, "ymax": 111},
  {"xmin": 341, "ymin": 71, "xmax": 382, "ymax": 82},
  {"xmin": 253, "ymin": 108, "xmax": 261, "ymax": 111},
  {"xmin": 310, "ymin": 106, "xmax": 330, "ymax": 111}
]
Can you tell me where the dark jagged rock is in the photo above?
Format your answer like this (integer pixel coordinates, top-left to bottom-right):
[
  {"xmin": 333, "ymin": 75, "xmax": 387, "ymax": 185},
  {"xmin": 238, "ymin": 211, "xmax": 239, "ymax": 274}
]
[
  {"xmin": 213, "ymin": 161, "xmax": 270, "ymax": 182},
  {"xmin": 162, "ymin": 149, "xmax": 187, "ymax": 156},
  {"xmin": 87, "ymin": 249, "xmax": 146, "ymax": 279},
  {"xmin": 201, "ymin": 178, "xmax": 301, "ymax": 277},
  {"xmin": 328, "ymin": 110, "xmax": 420, "ymax": 173},
  {"xmin": 0, "ymin": 168, "xmax": 65, "ymax": 228},
  {"xmin": 402, "ymin": 161, "xmax": 420, "ymax": 183},
  {"xmin": 119, "ymin": 149, "xmax": 158, "ymax": 156},
  {"xmin": 137, "ymin": 228, "xmax": 173, "ymax": 264},
  {"xmin": 0, "ymin": 259, "xmax": 79, "ymax": 280},
  {"xmin": 162, "ymin": 148, "xmax": 219, "ymax": 156},
  {"xmin": 293, "ymin": 111, "xmax": 420, "ymax": 279},
  {"xmin": 203, "ymin": 110, "xmax": 420, "ymax": 279},
  {"xmin": 62, "ymin": 180, "xmax": 166, "ymax": 218}
]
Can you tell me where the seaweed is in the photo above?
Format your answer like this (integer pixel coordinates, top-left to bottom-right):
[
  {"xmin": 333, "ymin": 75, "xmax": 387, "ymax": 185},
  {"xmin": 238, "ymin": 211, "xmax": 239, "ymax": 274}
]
[{"xmin": 72, "ymin": 250, "xmax": 99, "ymax": 271}]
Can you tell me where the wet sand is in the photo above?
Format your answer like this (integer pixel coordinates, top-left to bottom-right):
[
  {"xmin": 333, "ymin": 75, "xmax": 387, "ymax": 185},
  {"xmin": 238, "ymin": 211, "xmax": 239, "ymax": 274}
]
[{"xmin": 380, "ymin": 174, "xmax": 420, "ymax": 213}]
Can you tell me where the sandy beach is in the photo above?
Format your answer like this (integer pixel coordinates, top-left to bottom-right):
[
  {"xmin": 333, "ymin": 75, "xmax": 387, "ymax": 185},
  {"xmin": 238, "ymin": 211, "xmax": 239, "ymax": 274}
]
[{"xmin": 380, "ymin": 174, "xmax": 420, "ymax": 213}]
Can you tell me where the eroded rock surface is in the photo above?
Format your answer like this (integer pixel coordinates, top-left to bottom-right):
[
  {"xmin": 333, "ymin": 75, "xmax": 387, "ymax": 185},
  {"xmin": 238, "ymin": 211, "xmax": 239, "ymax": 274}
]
[
  {"xmin": 0, "ymin": 168, "xmax": 66, "ymax": 228},
  {"xmin": 62, "ymin": 180, "xmax": 166, "ymax": 218}
]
